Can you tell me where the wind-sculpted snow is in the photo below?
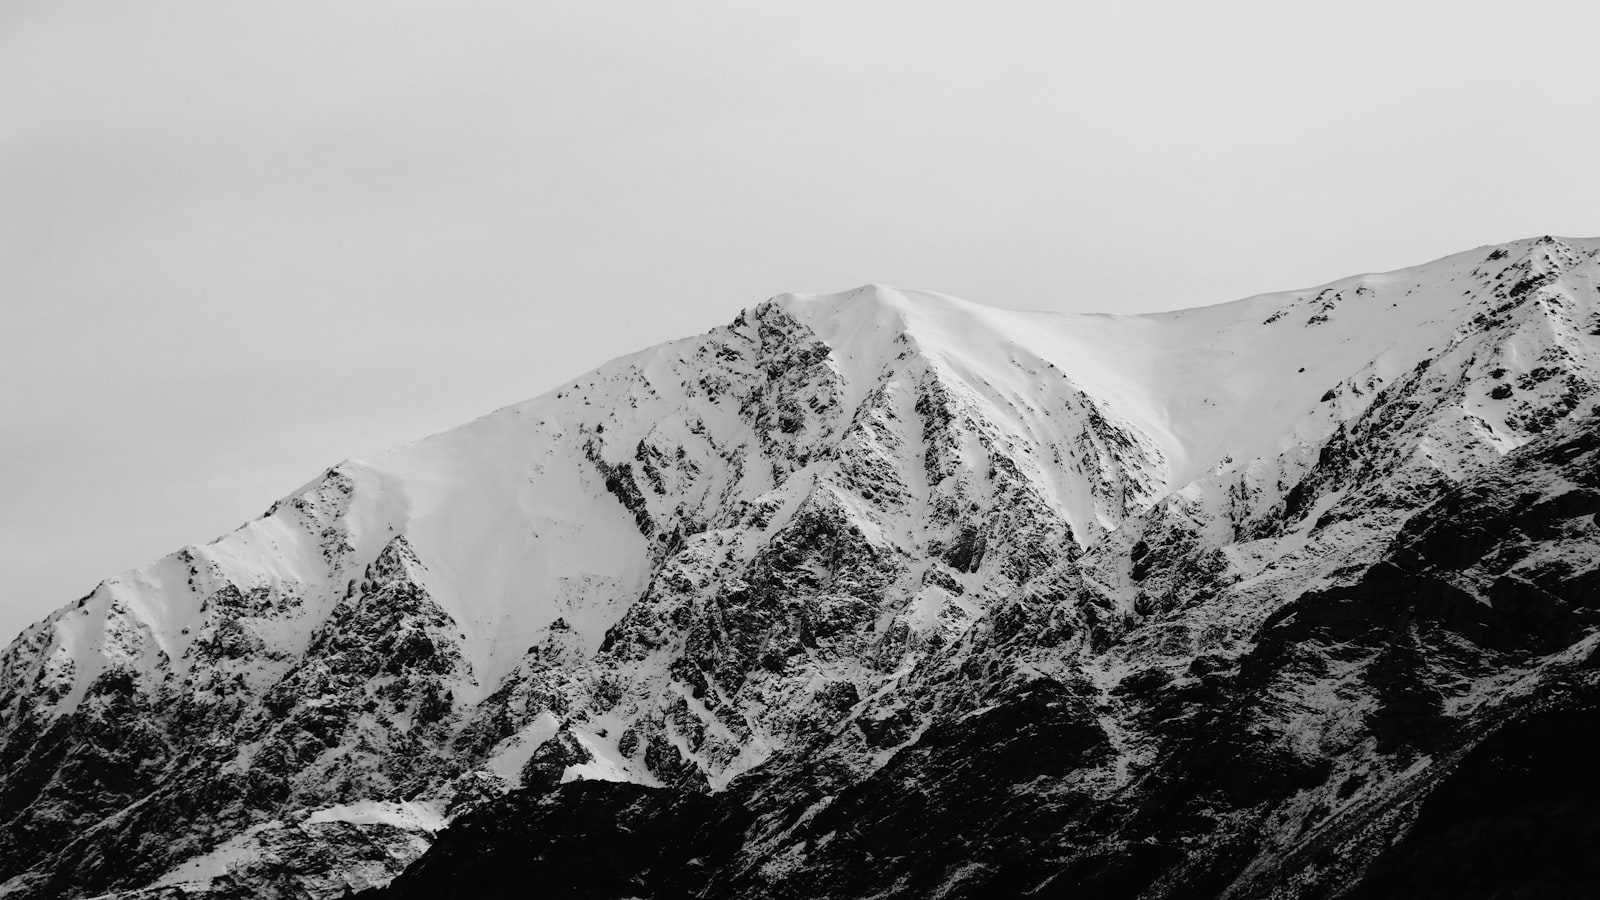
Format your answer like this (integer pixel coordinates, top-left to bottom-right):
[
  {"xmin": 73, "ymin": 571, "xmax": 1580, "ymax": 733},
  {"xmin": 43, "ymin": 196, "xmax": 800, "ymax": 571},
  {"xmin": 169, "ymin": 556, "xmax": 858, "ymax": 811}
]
[{"xmin": 2, "ymin": 236, "xmax": 1600, "ymax": 898}]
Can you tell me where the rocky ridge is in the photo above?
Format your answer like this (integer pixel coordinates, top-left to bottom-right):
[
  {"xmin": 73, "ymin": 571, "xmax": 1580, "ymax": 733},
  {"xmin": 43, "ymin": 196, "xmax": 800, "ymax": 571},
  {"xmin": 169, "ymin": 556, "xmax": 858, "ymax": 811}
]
[{"xmin": 2, "ymin": 236, "xmax": 1599, "ymax": 898}]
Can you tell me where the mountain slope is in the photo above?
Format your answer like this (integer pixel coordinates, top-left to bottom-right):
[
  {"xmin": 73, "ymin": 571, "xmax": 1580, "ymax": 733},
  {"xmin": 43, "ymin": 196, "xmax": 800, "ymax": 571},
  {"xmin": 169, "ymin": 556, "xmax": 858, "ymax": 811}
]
[
  {"xmin": 371, "ymin": 406, "xmax": 1600, "ymax": 900},
  {"xmin": 2, "ymin": 235, "xmax": 1599, "ymax": 899}
]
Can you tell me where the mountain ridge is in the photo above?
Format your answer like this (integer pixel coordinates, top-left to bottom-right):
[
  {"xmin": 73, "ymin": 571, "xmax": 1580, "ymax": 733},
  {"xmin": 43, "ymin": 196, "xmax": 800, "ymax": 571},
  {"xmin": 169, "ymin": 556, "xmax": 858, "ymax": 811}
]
[{"xmin": 3, "ymin": 234, "xmax": 1599, "ymax": 898}]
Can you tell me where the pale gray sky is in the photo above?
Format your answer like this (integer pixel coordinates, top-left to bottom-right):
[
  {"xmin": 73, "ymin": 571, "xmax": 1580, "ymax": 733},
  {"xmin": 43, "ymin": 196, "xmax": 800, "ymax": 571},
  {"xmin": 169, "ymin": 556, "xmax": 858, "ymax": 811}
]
[{"xmin": 4, "ymin": 0, "xmax": 1599, "ymax": 643}]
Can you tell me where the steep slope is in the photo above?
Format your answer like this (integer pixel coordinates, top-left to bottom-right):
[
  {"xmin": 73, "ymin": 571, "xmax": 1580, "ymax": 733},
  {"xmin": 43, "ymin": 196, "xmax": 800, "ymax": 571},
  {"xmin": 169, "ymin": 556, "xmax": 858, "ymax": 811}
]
[
  {"xmin": 373, "ymin": 407, "xmax": 1600, "ymax": 900},
  {"xmin": 1, "ymin": 235, "xmax": 1598, "ymax": 899}
]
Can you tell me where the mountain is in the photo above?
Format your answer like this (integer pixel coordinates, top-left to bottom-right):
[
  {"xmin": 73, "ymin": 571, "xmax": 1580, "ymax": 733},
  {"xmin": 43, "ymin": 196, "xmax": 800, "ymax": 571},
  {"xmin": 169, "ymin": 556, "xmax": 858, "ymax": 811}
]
[{"xmin": 3, "ymin": 235, "xmax": 1599, "ymax": 899}]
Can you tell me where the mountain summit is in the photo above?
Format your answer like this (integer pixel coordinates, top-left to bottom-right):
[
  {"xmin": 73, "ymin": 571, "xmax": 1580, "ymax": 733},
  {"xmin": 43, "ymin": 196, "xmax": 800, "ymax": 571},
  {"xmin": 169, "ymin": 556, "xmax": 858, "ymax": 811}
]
[{"xmin": 3, "ymin": 236, "xmax": 1600, "ymax": 898}]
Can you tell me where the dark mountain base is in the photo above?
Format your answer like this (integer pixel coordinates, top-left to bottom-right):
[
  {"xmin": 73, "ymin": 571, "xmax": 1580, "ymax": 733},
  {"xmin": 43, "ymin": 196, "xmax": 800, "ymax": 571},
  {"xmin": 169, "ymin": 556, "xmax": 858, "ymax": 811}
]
[
  {"xmin": 1346, "ymin": 691, "xmax": 1600, "ymax": 900},
  {"xmin": 365, "ymin": 676, "xmax": 1600, "ymax": 900}
]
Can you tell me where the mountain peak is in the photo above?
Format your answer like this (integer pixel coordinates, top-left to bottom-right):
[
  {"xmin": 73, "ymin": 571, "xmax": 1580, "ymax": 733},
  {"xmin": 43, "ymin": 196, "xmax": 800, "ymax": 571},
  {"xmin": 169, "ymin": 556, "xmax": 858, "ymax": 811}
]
[
  {"xmin": 770, "ymin": 283, "xmax": 982, "ymax": 339},
  {"xmin": 5, "ymin": 238, "xmax": 1600, "ymax": 898}
]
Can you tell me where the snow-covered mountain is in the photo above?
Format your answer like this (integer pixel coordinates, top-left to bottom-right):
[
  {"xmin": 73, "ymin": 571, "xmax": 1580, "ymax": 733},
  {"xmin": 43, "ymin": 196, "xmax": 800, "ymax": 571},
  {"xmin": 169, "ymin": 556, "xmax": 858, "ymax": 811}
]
[{"xmin": 3, "ymin": 235, "xmax": 1599, "ymax": 899}]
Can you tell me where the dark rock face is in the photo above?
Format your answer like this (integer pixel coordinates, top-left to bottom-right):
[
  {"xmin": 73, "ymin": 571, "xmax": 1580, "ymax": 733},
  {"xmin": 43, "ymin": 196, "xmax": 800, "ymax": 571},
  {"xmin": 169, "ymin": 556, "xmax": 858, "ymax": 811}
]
[
  {"xmin": 354, "ymin": 783, "xmax": 741, "ymax": 900},
  {"xmin": 1343, "ymin": 690, "xmax": 1600, "ymax": 900}
]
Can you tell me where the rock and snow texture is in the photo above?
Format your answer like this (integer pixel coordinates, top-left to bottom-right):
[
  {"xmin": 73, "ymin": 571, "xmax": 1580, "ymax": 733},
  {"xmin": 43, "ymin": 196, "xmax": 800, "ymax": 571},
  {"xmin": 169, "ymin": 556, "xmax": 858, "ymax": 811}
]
[{"xmin": 2, "ymin": 235, "xmax": 1600, "ymax": 898}]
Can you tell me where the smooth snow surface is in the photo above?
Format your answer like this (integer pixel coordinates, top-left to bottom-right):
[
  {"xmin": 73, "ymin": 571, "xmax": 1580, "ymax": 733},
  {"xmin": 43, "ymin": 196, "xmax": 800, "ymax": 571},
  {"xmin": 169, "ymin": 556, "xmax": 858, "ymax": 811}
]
[
  {"xmin": 775, "ymin": 242, "xmax": 1527, "ymax": 492},
  {"xmin": 305, "ymin": 801, "xmax": 446, "ymax": 833}
]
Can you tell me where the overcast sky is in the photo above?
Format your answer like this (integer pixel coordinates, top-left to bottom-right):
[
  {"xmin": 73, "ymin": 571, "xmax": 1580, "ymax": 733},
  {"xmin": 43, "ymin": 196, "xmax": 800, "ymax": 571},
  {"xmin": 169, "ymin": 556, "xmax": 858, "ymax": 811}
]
[{"xmin": 4, "ymin": 0, "xmax": 1599, "ymax": 643}]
